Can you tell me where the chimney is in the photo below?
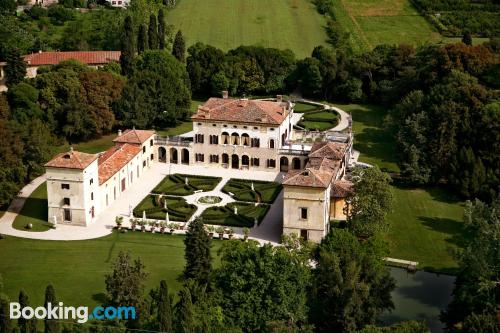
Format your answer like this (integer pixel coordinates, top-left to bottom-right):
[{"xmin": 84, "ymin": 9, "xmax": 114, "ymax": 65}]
[
  {"xmin": 118, "ymin": 129, "xmax": 122, "ymax": 137},
  {"xmin": 222, "ymin": 90, "xmax": 229, "ymax": 99},
  {"xmin": 276, "ymin": 95, "xmax": 283, "ymax": 103}
]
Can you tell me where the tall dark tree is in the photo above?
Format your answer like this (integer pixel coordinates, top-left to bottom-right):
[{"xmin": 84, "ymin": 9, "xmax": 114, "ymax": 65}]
[
  {"xmin": 44, "ymin": 284, "xmax": 60, "ymax": 333},
  {"xmin": 19, "ymin": 290, "xmax": 37, "ymax": 333},
  {"xmin": 156, "ymin": 280, "xmax": 173, "ymax": 333},
  {"xmin": 462, "ymin": 31, "xmax": 473, "ymax": 46},
  {"xmin": 175, "ymin": 287, "xmax": 195, "ymax": 333},
  {"xmin": 172, "ymin": 30, "xmax": 186, "ymax": 62},
  {"xmin": 119, "ymin": 16, "xmax": 135, "ymax": 77},
  {"xmin": 5, "ymin": 48, "xmax": 27, "ymax": 88},
  {"xmin": 137, "ymin": 24, "xmax": 148, "ymax": 54},
  {"xmin": 158, "ymin": 9, "xmax": 166, "ymax": 50},
  {"xmin": 148, "ymin": 14, "xmax": 158, "ymax": 50},
  {"xmin": 0, "ymin": 296, "xmax": 13, "ymax": 333},
  {"xmin": 183, "ymin": 218, "xmax": 212, "ymax": 285}
]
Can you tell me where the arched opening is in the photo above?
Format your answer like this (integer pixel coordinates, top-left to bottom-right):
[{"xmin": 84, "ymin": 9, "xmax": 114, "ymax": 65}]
[
  {"xmin": 269, "ymin": 139, "xmax": 275, "ymax": 149},
  {"xmin": 231, "ymin": 154, "xmax": 239, "ymax": 169},
  {"xmin": 181, "ymin": 148, "xmax": 189, "ymax": 165},
  {"xmin": 158, "ymin": 147, "xmax": 167, "ymax": 163},
  {"xmin": 222, "ymin": 153, "xmax": 229, "ymax": 167},
  {"xmin": 241, "ymin": 133, "xmax": 250, "ymax": 146},
  {"xmin": 281, "ymin": 131, "xmax": 287, "ymax": 147},
  {"xmin": 292, "ymin": 157, "xmax": 301, "ymax": 170},
  {"xmin": 222, "ymin": 132, "xmax": 229, "ymax": 145},
  {"xmin": 170, "ymin": 148, "xmax": 178, "ymax": 164},
  {"xmin": 280, "ymin": 156, "xmax": 289, "ymax": 172},
  {"xmin": 242, "ymin": 155, "xmax": 249, "ymax": 169},
  {"xmin": 231, "ymin": 133, "xmax": 240, "ymax": 145}
]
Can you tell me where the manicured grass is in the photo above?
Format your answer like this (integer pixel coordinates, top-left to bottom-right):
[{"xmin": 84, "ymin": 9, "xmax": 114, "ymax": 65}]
[
  {"xmin": 133, "ymin": 195, "xmax": 197, "ymax": 222},
  {"xmin": 386, "ymin": 184, "xmax": 466, "ymax": 274},
  {"xmin": 55, "ymin": 134, "xmax": 116, "ymax": 155},
  {"xmin": 152, "ymin": 174, "xmax": 221, "ymax": 195},
  {"xmin": 293, "ymin": 102, "xmax": 322, "ymax": 113},
  {"xmin": 12, "ymin": 182, "xmax": 51, "ymax": 232},
  {"xmin": 335, "ymin": 103, "xmax": 400, "ymax": 172},
  {"xmin": 201, "ymin": 202, "xmax": 270, "ymax": 228},
  {"xmin": 0, "ymin": 232, "xmax": 222, "ymax": 307},
  {"xmin": 298, "ymin": 110, "xmax": 339, "ymax": 131},
  {"xmin": 222, "ymin": 179, "xmax": 282, "ymax": 204},
  {"xmin": 165, "ymin": 0, "xmax": 328, "ymax": 58},
  {"xmin": 156, "ymin": 121, "xmax": 193, "ymax": 137}
]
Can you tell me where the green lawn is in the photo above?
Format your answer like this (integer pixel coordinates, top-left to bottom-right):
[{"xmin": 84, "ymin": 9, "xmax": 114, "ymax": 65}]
[
  {"xmin": 294, "ymin": 102, "xmax": 322, "ymax": 113},
  {"xmin": 201, "ymin": 202, "xmax": 270, "ymax": 228},
  {"xmin": 222, "ymin": 179, "xmax": 282, "ymax": 204},
  {"xmin": 0, "ymin": 232, "xmax": 222, "ymax": 307},
  {"xmin": 12, "ymin": 182, "xmax": 51, "ymax": 232},
  {"xmin": 386, "ymin": 185, "xmax": 466, "ymax": 274},
  {"xmin": 133, "ymin": 195, "xmax": 197, "ymax": 222},
  {"xmin": 335, "ymin": 103, "xmax": 399, "ymax": 172},
  {"xmin": 298, "ymin": 110, "xmax": 339, "ymax": 131},
  {"xmin": 166, "ymin": 0, "xmax": 328, "ymax": 58},
  {"xmin": 152, "ymin": 174, "xmax": 221, "ymax": 195}
]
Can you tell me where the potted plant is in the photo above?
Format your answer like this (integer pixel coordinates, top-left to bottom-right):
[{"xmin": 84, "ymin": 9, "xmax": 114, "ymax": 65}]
[
  {"xmin": 168, "ymin": 223, "xmax": 177, "ymax": 234},
  {"xmin": 216, "ymin": 227, "xmax": 225, "ymax": 240},
  {"xmin": 159, "ymin": 222, "xmax": 166, "ymax": 234},
  {"xmin": 148, "ymin": 221, "xmax": 156, "ymax": 233},
  {"xmin": 130, "ymin": 219, "xmax": 137, "ymax": 231},
  {"xmin": 179, "ymin": 223, "xmax": 186, "ymax": 230},
  {"xmin": 207, "ymin": 225, "xmax": 215, "ymax": 238},
  {"xmin": 227, "ymin": 228, "xmax": 234, "ymax": 239},
  {"xmin": 138, "ymin": 220, "xmax": 146, "ymax": 232},
  {"xmin": 115, "ymin": 216, "xmax": 123, "ymax": 230},
  {"xmin": 243, "ymin": 227, "xmax": 250, "ymax": 241}
]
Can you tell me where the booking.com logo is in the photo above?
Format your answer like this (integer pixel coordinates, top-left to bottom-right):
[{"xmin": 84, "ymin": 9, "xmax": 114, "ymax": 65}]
[{"xmin": 10, "ymin": 302, "xmax": 136, "ymax": 324}]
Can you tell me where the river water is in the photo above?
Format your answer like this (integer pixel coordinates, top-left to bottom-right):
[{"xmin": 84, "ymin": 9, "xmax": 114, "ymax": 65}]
[{"xmin": 380, "ymin": 267, "xmax": 456, "ymax": 333}]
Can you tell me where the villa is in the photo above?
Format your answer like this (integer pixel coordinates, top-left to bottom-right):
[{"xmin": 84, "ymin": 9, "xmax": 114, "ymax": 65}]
[{"xmin": 44, "ymin": 93, "xmax": 353, "ymax": 242}]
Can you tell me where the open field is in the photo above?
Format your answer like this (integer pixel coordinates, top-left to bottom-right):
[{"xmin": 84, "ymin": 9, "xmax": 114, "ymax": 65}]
[
  {"xmin": 166, "ymin": 0, "xmax": 328, "ymax": 58},
  {"xmin": 0, "ymin": 232, "xmax": 222, "ymax": 307},
  {"xmin": 12, "ymin": 182, "xmax": 51, "ymax": 232}
]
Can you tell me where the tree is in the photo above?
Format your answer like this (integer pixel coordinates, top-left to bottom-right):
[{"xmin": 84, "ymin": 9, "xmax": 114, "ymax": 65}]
[
  {"xmin": 148, "ymin": 14, "xmax": 158, "ymax": 50},
  {"xmin": 295, "ymin": 57, "xmax": 322, "ymax": 97},
  {"xmin": 19, "ymin": 290, "xmax": 37, "ymax": 333},
  {"xmin": 155, "ymin": 280, "xmax": 173, "ymax": 333},
  {"xmin": 119, "ymin": 16, "xmax": 135, "ymax": 77},
  {"xmin": 0, "ymin": 296, "xmax": 12, "ymax": 333},
  {"xmin": 5, "ymin": 48, "xmax": 27, "ymax": 88},
  {"xmin": 360, "ymin": 321, "xmax": 430, "ymax": 333},
  {"xmin": 137, "ymin": 24, "xmax": 148, "ymax": 54},
  {"xmin": 183, "ymin": 217, "xmax": 212, "ymax": 285},
  {"xmin": 172, "ymin": 30, "xmax": 186, "ymax": 62},
  {"xmin": 347, "ymin": 166, "xmax": 393, "ymax": 238},
  {"xmin": 186, "ymin": 43, "xmax": 225, "ymax": 94},
  {"xmin": 461, "ymin": 313, "xmax": 500, "ymax": 333},
  {"xmin": 0, "ymin": 0, "xmax": 16, "ymax": 14},
  {"xmin": 7, "ymin": 82, "xmax": 42, "ymax": 124},
  {"xmin": 309, "ymin": 230, "xmax": 395, "ymax": 332},
  {"xmin": 462, "ymin": 31, "xmax": 473, "ymax": 46},
  {"xmin": 44, "ymin": 284, "xmax": 60, "ymax": 333},
  {"xmin": 158, "ymin": 9, "xmax": 166, "ymax": 50},
  {"xmin": 214, "ymin": 239, "xmax": 311, "ymax": 332},
  {"xmin": 175, "ymin": 287, "xmax": 195, "ymax": 333}
]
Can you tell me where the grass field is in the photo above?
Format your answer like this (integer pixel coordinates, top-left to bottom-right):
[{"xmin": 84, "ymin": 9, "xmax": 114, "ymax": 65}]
[
  {"xmin": 12, "ymin": 182, "xmax": 51, "ymax": 232},
  {"xmin": 166, "ymin": 0, "xmax": 328, "ymax": 58},
  {"xmin": 0, "ymin": 232, "xmax": 222, "ymax": 307}
]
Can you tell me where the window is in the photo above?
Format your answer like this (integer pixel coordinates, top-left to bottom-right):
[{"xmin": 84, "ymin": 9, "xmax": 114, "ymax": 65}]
[
  {"xmin": 269, "ymin": 139, "xmax": 275, "ymax": 149},
  {"xmin": 270, "ymin": 128, "xmax": 275, "ymax": 131},
  {"xmin": 209, "ymin": 155, "xmax": 219, "ymax": 163},
  {"xmin": 267, "ymin": 159, "xmax": 276, "ymax": 168},
  {"xmin": 61, "ymin": 184, "xmax": 70, "ymax": 190},
  {"xmin": 90, "ymin": 178, "xmax": 93, "ymax": 185},
  {"xmin": 223, "ymin": 124, "xmax": 227, "ymax": 128},
  {"xmin": 300, "ymin": 208, "xmax": 308, "ymax": 220},
  {"xmin": 251, "ymin": 158, "xmax": 260, "ymax": 167},
  {"xmin": 195, "ymin": 134, "xmax": 204, "ymax": 144},
  {"xmin": 253, "ymin": 127, "xmax": 258, "ymax": 130},
  {"xmin": 150, "ymin": 139, "xmax": 153, "ymax": 146},
  {"xmin": 150, "ymin": 153, "xmax": 154, "ymax": 161},
  {"xmin": 212, "ymin": 124, "xmax": 217, "ymax": 127},
  {"xmin": 300, "ymin": 229, "xmax": 308, "ymax": 240},
  {"xmin": 251, "ymin": 138, "xmax": 260, "ymax": 148},
  {"xmin": 142, "ymin": 146, "xmax": 146, "ymax": 153},
  {"xmin": 197, "ymin": 123, "xmax": 202, "ymax": 126},
  {"xmin": 233, "ymin": 125, "xmax": 237, "ymax": 128},
  {"xmin": 209, "ymin": 135, "xmax": 219, "ymax": 144},
  {"xmin": 64, "ymin": 209, "xmax": 71, "ymax": 222},
  {"xmin": 63, "ymin": 198, "xmax": 70, "ymax": 206},
  {"xmin": 91, "ymin": 192, "xmax": 94, "ymax": 200},
  {"xmin": 143, "ymin": 161, "xmax": 146, "ymax": 168},
  {"xmin": 243, "ymin": 126, "xmax": 248, "ymax": 129},
  {"xmin": 195, "ymin": 154, "xmax": 205, "ymax": 162}
]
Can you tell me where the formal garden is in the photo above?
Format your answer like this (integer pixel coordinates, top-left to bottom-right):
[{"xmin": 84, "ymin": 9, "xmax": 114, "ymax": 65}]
[
  {"xmin": 200, "ymin": 202, "xmax": 270, "ymax": 228},
  {"xmin": 297, "ymin": 109, "xmax": 340, "ymax": 131},
  {"xmin": 133, "ymin": 195, "xmax": 197, "ymax": 222},
  {"xmin": 152, "ymin": 174, "xmax": 221, "ymax": 195},
  {"xmin": 221, "ymin": 179, "xmax": 282, "ymax": 204}
]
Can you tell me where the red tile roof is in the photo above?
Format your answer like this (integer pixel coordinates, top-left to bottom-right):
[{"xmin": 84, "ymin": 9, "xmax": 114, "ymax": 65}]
[
  {"xmin": 113, "ymin": 129, "xmax": 155, "ymax": 145},
  {"xmin": 309, "ymin": 142, "xmax": 348, "ymax": 160},
  {"xmin": 330, "ymin": 180, "xmax": 353, "ymax": 198},
  {"xmin": 23, "ymin": 51, "xmax": 121, "ymax": 66},
  {"xmin": 283, "ymin": 168, "xmax": 334, "ymax": 188},
  {"xmin": 192, "ymin": 98, "xmax": 291, "ymax": 125},
  {"xmin": 44, "ymin": 150, "xmax": 98, "ymax": 170},
  {"xmin": 98, "ymin": 144, "xmax": 141, "ymax": 185}
]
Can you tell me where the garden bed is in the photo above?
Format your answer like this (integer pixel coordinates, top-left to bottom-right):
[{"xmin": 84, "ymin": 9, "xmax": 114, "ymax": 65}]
[
  {"xmin": 133, "ymin": 195, "xmax": 197, "ymax": 222},
  {"xmin": 200, "ymin": 202, "xmax": 270, "ymax": 228},
  {"xmin": 221, "ymin": 179, "xmax": 282, "ymax": 204},
  {"xmin": 298, "ymin": 110, "xmax": 339, "ymax": 131},
  {"xmin": 152, "ymin": 174, "xmax": 221, "ymax": 195}
]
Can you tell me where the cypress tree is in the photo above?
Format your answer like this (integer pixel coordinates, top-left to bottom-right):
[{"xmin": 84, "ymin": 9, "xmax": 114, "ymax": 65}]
[
  {"xmin": 175, "ymin": 287, "xmax": 195, "ymax": 333},
  {"xmin": 44, "ymin": 284, "xmax": 60, "ymax": 333},
  {"xmin": 158, "ymin": 9, "xmax": 166, "ymax": 50},
  {"xmin": 183, "ymin": 218, "xmax": 212, "ymax": 285},
  {"xmin": 119, "ymin": 16, "xmax": 135, "ymax": 77},
  {"xmin": 137, "ymin": 24, "xmax": 148, "ymax": 54},
  {"xmin": 5, "ymin": 48, "xmax": 27, "ymax": 87},
  {"xmin": 0, "ymin": 297, "xmax": 13, "ymax": 333},
  {"xmin": 148, "ymin": 14, "xmax": 158, "ymax": 50},
  {"xmin": 156, "ymin": 280, "xmax": 173, "ymax": 333},
  {"xmin": 462, "ymin": 31, "xmax": 473, "ymax": 46},
  {"xmin": 172, "ymin": 30, "xmax": 186, "ymax": 63},
  {"xmin": 19, "ymin": 290, "xmax": 37, "ymax": 333}
]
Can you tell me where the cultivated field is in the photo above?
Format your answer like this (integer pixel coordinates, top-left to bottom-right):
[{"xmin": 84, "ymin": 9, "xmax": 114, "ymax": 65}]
[{"xmin": 166, "ymin": 0, "xmax": 328, "ymax": 58}]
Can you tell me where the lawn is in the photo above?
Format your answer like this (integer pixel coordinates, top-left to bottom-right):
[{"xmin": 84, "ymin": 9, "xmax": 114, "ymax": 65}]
[
  {"xmin": 298, "ymin": 110, "xmax": 339, "ymax": 131},
  {"xmin": 293, "ymin": 102, "xmax": 322, "ymax": 113},
  {"xmin": 152, "ymin": 174, "xmax": 221, "ymax": 195},
  {"xmin": 133, "ymin": 195, "xmax": 197, "ymax": 222},
  {"xmin": 165, "ymin": 0, "xmax": 328, "ymax": 58},
  {"xmin": 386, "ymin": 185, "xmax": 466, "ymax": 274},
  {"xmin": 201, "ymin": 202, "xmax": 270, "ymax": 228},
  {"xmin": 12, "ymin": 182, "xmax": 51, "ymax": 232},
  {"xmin": 0, "ymin": 232, "xmax": 222, "ymax": 307},
  {"xmin": 332, "ymin": 0, "xmax": 441, "ymax": 52},
  {"xmin": 222, "ymin": 179, "xmax": 282, "ymax": 204}
]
